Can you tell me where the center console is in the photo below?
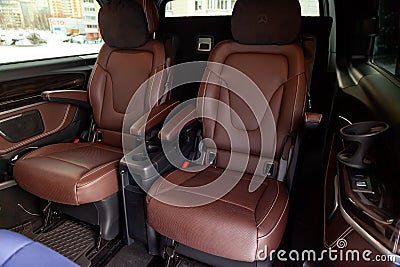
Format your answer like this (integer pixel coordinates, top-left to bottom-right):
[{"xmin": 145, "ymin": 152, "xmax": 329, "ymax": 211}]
[{"xmin": 119, "ymin": 122, "xmax": 200, "ymax": 253}]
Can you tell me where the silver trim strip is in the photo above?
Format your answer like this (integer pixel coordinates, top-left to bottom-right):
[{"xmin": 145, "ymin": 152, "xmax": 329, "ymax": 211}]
[
  {"xmin": 0, "ymin": 114, "xmax": 22, "ymax": 124},
  {"xmin": 0, "ymin": 102, "xmax": 44, "ymax": 117},
  {"xmin": 328, "ymin": 175, "xmax": 339, "ymax": 220},
  {"xmin": 0, "ymin": 179, "xmax": 17, "ymax": 190},
  {"xmin": 338, "ymin": 115, "xmax": 352, "ymax": 126}
]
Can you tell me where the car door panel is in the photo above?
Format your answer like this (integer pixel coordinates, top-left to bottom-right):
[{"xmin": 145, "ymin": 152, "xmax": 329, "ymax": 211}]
[
  {"xmin": 324, "ymin": 62, "xmax": 400, "ymax": 266},
  {"xmin": 0, "ymin": 56, "xmax": 97, "ymax": 182},
  {"xmin": 337, "ymin": 64, "xmax": 400, "ymax": 124},
  {"xmin": 0, "ymin": 73, "xmax": 85, "ymax": 112},
  {"xmin": 324, "ymin": 135, "xmax": 396, "ymax": 267}
]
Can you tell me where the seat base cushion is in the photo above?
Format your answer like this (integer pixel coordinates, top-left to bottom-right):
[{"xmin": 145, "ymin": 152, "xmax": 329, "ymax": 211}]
[
  {"xmin": 14, "ymin": 143, "xmax": 122, "ymax": 205},
  {"xmin": 146, "ymin": 167, "xmax": 289, "ymax": 262}
]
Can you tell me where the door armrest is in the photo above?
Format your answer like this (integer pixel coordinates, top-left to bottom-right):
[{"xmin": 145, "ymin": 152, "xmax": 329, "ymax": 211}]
[{"xmin": 42, "ymin": 90, "xmax": 90, "ymax": 109}]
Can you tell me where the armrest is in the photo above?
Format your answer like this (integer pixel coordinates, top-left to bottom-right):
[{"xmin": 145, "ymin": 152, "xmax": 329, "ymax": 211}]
[
  {"xmin": 158, "ymin": 102, "xmax": 197, "ymax": 142},
  {"xmin": 130, "ymin": 100, "xmax": 179, "ymax": 136},
  {"xmin": 42, "ymin": 90, "xmax": 90, "ymax": 109}
]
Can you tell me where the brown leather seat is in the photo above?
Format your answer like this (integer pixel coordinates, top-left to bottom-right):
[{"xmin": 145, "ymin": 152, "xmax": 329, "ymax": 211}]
[
  {"xmin": 14, "ymin": 0, "xmax": 164, "ymax": 207},
  {"xmin": 148, "ymin": 168, "xmax": 289, "ymax": 262},
  {"xmin": 15, "ymin": 143, "xmax": 122, "ymax": 205},
  {"xmin": 147, "ymin": 0, "xmax": 306, "ymax": 262}
]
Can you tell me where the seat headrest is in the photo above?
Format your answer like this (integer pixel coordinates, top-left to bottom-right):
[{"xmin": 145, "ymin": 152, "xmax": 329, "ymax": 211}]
[
  {"xmin": 231, "ymin": 0, "xmax": 301, "ymax": 45},
  {"xmin": 99, "ymin": 0, "xmax": 159, "ymax": 48}
]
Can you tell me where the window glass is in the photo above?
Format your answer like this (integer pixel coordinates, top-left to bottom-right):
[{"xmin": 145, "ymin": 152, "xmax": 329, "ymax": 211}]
[
  {"xmin": 372, "ymin": 0, "xmax": 400, "ymax": 76},
  {"xmin": 165, "ymin": 0, "xmax": 319, "ymax": 17},
  {"xmin": 298, "ymin": 0, "xmax": 320, "ymax": 16},
  {"xmin": 0, "ymin": 0, "xmax": 102, "ymax": 64}
]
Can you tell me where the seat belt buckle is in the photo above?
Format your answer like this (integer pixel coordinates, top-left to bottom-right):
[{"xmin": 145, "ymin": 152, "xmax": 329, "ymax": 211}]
[
  {"xmin": 207, "ymin": 151, "xmax": 217, "ymax": 165},
  {"xmin": 96, "ymin": 131, "xmax": 103, "ymax": 143},
  {"xmin": 264, "ymin": 162, "xmax": 275, "ymax": 177}
]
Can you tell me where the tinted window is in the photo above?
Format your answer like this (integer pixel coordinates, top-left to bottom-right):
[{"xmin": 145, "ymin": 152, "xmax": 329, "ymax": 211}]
[{"xmin": 372, "ymin": 0, "xmax": 400, "ymax": 76}]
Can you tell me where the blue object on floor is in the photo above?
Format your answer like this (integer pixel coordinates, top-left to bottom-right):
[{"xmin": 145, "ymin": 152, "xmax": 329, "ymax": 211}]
[{"xmin": 0, "ymin": 229, "xmax": 78, "ymax": 267}]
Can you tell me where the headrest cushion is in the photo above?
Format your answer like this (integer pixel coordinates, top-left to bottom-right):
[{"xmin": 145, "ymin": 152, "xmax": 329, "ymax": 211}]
[
  {"xmin": 231, "ymin": 0, "xmax": 301, "ymax": 45},
  {"xmin": 99, "ymin": 0, "xmax": 149, "ymax": 48}
]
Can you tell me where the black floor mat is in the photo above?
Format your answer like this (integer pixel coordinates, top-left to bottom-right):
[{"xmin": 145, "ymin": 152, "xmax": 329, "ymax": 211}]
[
  {"xmin": 105, "ymin": 243, "xmax": 153, "ymax": 267},
  {"xmin": 34, "ymin": 219, "xmax": 97, "ymax": 262},
  {"xmin": 10, "ymin": 221, "xmax": 37, "ymax": 239},
  {"xmin": 146, "ymin": 256, "xmax": 165, "ymax": 267},
  {"xmin": 0, "ymin": 185, "xmax": 42, "ymax": 230},
  {"xmin": 175, "ymin": 256, "xmax": 210, "ymax": 267},
  {"xmin": 146, "ymin": 255, "xmax": 211, "ymax": 267},
  {"xmin": 176, "ymin": 258, "xmax": 208, "ymax": 267}
]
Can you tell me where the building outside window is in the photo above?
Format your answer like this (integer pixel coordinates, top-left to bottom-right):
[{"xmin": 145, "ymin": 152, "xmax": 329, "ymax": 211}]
[
  {"xmin": 0, "ymin": 0, "xmax": 102, "ymax": 64},
  {"xmin": 165, "ymin": 0, "xmax": 320, "ymax": 17}
]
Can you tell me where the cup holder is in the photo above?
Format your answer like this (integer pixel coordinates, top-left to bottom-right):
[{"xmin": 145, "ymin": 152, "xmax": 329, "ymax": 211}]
[
  {"xmin": 129, "ymin": 145, "xmax": 161, "ymax": 162},
  {"xmin": 337, "ymin": 121, "xmax": 389, "ymax": 169}
]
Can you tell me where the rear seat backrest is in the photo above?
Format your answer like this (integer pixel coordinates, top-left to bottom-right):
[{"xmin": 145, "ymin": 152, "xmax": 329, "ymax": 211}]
[
  {"xmin": 198, "ymin": 0, "xmax": 307, "ymax": 175},
  {"xmin": 89, "ymin": 0, "xmax": 165, "ymax": 147}
]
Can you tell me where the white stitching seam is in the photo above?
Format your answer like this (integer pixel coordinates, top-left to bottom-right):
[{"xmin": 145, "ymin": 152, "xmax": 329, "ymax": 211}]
[
  {"xmin": 149, "ymin": 66, "xmax": 157, "ymax": 109},
  {"xmin": 257, "ymin": 195, "xmax": 289, "ymax": 239},
  {"xmin": 256, "ymin": 181, "xmax": 280, "ymax": 228},
  {"xmin": 0, "ymin": 105, "xmax": 71, "ymax": 154},
  {"xmin": 87, "ymin": 63, "xmax": 98, "ymax": 103},
  {"xmin": 289, "ymin": 75, "xmax": 300, "ymax": 133},
  {"xmin": 201, "ymin": 70, "xmax": 212, "ymax": 119},
  {"xmin": 77, "ymin": 169, "xmax": 116, "ymax": 189},
  {"xmin": 81, "ymin": 160, "xmax": 120, "ymax": 179}
]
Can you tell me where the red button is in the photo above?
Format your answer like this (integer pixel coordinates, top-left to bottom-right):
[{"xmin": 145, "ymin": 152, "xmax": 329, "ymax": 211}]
[{"xmin": 181, "ymin": 161, "xmax": 189, "ymax": 169}]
